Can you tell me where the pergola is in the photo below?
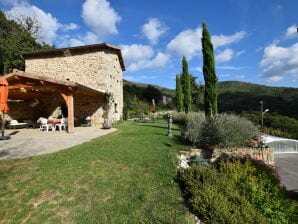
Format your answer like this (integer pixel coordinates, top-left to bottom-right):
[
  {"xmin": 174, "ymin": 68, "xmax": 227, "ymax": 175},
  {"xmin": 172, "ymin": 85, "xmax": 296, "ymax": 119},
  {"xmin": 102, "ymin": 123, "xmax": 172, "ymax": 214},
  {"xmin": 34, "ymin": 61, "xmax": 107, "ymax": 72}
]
[{"xmin": 3, "ymin": 69, "xmax": 105, "ymax": 132}]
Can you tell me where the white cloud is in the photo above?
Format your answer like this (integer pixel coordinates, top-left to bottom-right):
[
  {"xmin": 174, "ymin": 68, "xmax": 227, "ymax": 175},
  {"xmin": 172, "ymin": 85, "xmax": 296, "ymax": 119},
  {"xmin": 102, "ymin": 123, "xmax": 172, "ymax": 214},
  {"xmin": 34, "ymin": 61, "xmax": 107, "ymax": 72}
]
[
  {"xmin": 216, "ymin": 48, "xmax": 234, "ymax": 63},
  {"xmin": 120, "ymin": 44, "xmax": 154, "ymax": 64},
  {"xmin": 61, "ymin": 23, "xmax": 79, "ymax": 31},
  {"xmin": 259, "ymin": 43, "xmax": 298, "ymax": 82},
  {"xmin": 267, "ymin": 76, "xmax": 283, "ymax": 82},
  {"xmin": 216, "ymin": 48, "xmax": 244, "ymax": 63},
  {"xmin": 146, "ymin": 52, "xmax": 169, "ymax": 68},
  {"xmin": 285, "ymin": 25, "xmax": 298, "ymax": 39},
  {"xmin": 140, "ymin": 75, "xmax": 157, "ymax": 79},
  {"xmin": 82, "ymin": 0, "xmax": 121, "ymax": 38},
  {"xmin": 167, "ymin": 27, "xmax": 246, "ymax": 60},
  {"xmin": 55, "ymin": 31, "xmax": 100, "ymax": 48},
  {"xmin": 126, "ymin": 53, "xmax": 170, "ymax": 72},
  {"xmin": 3, "ymin": 0, "xmax": 79, "ymax": 45},
  {"xmin": 69, "ymin": 32, "xmax": 99, "ymax": 47},
  {"xmin": 68, "ymin": 39, "xmax": 86, "ymax": 47},
  {"xmin": 167, "ymin": 27, "xmax": 202, "ymax": 59},
  {"xmin": 142, "ymin": 18, "xmax": 168, "ymax": 45},
  {"xmin": 212, "ymin": 31, "xmax": 246, "ymax": 49},
  {"xmin": 120, "ymin": 44, "xmax": 169, "ymax": 72}
]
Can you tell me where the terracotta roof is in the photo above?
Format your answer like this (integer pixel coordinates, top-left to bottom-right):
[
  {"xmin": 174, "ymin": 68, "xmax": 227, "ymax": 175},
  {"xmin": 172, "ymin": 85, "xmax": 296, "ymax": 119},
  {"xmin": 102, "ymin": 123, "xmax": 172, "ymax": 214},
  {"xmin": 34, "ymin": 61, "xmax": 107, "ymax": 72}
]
[{"xmin": 22, "ymin": 43, "xmax": 126, "ymax": 71}]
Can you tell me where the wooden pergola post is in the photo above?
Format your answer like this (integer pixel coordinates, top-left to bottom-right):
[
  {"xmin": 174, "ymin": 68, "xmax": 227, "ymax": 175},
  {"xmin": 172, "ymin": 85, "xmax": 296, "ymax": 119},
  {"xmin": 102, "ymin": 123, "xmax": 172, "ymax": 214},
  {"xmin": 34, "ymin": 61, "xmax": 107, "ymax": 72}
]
[{"xmin": 61, "ymin": 92, "xmax": 75, "ymax": 133}]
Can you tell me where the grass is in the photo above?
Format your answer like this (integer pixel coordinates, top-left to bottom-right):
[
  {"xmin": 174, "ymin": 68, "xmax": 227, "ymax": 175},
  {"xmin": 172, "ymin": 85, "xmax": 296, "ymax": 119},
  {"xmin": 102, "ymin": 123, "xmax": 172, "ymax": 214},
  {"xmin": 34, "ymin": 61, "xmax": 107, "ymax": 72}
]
[{"xmin": 0, "ymin": 120, "xmax": 193, "ymax": 224}]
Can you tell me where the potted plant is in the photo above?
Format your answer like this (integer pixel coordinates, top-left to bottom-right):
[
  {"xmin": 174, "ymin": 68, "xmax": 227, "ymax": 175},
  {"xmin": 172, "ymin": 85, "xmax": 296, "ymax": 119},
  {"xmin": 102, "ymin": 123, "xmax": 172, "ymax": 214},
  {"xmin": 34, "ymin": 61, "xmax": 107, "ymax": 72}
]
[{"xmin": 103, "ymin": 92, "xmax": 113, "ymax": 129}]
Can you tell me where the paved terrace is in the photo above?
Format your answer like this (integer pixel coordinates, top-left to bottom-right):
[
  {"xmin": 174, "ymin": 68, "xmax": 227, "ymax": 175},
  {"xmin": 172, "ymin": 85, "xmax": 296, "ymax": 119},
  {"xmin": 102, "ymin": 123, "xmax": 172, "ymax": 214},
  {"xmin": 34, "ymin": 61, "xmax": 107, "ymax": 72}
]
[{"xmin": 0, "ymin": 127, "xmax": 117, "ymax": 160}]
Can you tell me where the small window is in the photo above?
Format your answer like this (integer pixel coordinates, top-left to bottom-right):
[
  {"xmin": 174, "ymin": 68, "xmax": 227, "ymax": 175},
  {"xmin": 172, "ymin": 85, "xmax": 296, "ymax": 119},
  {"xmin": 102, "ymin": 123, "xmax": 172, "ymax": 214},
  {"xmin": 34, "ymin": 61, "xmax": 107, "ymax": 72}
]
[{"xmin": 114, "ymin": 103, "xmax": 118, "ymax": 113}]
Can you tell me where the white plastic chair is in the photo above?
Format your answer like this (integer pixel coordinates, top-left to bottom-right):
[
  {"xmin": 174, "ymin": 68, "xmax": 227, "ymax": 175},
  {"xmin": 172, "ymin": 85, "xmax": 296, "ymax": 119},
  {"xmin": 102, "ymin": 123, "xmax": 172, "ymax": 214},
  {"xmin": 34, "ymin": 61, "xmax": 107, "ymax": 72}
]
[
  {"xmin": 54, "ymin": 118, "xmax": 67, "ymax": 131},
  {"xmin": 37, "ymin": 117, "xmax": 55, "ymax": 132}
]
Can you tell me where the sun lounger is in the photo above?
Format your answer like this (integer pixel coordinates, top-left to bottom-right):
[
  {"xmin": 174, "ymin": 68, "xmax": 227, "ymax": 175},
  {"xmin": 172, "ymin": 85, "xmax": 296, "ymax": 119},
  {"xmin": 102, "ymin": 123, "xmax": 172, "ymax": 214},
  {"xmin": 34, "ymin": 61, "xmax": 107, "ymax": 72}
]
[{"xmin": 8, "ymin": 120, "xmax": 28, "ymax": 129}]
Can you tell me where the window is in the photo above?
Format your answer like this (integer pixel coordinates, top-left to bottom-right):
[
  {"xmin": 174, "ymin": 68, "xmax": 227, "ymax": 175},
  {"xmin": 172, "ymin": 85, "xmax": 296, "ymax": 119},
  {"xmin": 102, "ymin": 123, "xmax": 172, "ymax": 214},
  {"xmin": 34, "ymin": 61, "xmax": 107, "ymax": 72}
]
[{"xmin": 114, "ymin": 103, "xmax": 118, "ymax": 113}]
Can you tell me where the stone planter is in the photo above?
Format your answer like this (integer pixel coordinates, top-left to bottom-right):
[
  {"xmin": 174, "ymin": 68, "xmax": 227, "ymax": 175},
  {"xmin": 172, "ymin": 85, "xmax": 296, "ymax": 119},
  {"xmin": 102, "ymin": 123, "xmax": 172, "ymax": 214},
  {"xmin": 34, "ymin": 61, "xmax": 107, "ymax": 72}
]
[{"xmin": 103, "ymin": 118, "xmax": 112, "ymax": 129}]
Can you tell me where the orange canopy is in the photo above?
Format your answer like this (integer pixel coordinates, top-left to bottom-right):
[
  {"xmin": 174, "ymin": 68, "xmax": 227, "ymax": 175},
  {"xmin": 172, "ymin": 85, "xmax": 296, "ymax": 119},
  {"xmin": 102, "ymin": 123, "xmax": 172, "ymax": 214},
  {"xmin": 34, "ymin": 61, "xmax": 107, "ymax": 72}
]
[{"xmin": 0, "ymin": 77, "xmax": 9, "ymax": 113}]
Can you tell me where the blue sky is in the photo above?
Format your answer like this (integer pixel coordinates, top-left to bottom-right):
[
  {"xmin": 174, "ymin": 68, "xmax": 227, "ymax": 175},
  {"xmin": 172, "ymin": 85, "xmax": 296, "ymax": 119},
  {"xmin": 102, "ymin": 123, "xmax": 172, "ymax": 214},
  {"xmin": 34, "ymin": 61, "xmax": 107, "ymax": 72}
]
[{"xmin": 1, "ymin": 0, "xmax": 298, "ymax": 89}]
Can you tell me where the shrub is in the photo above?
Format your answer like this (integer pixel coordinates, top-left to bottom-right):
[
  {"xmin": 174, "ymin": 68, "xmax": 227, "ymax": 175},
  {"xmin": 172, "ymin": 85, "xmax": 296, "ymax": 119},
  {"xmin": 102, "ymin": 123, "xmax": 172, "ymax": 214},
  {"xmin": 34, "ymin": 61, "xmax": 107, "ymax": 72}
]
[
  {"xmin": 172, "ymin": 112, "xmax": 187, "ymax": 124},
  {"xmin": 182, "ymin": 113, "xmax": 259, "ymax": 149},
  {"xmin": 188, "ymin": 155, "xmax": 210, "ymax": 167},
  {"xmin": 178, "ymin": 158, "xmax": 296, "ymax": 223},
  {"xmin": 178, "ymin": 165, "xmax": 267, "ymax": 223},
  {"xmin": 218, "ymin": 158, "xmax": 296, "ymax": 223},
  {"xmin": 181, "ymin": 112, "xmax": 205, "ymax": 145}
]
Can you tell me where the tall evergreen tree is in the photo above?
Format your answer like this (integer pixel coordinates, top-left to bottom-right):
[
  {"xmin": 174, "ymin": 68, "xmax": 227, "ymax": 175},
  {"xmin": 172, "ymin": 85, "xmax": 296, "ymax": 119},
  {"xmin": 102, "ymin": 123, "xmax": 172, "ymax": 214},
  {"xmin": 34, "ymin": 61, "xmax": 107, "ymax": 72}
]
[
  {"xmin": 181, "ymin": 56, "xmax": 192, "ymax": 113},
  {"xmin": 201, "ymin": 22, "xmax": 218, "ymax": 118},
  {"xmin": 175, "ymin": 74, "xmax": 183, "ymax": 112}
]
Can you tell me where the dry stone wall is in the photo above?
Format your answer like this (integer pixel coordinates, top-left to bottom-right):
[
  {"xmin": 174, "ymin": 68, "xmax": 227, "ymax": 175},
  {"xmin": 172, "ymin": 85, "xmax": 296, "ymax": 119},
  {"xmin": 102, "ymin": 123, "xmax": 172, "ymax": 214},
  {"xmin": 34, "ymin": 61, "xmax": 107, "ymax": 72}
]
[
  {"xmin": 179, "ymin": 147, "xmax": 275, "ymax": 167},
  {"xmin": 25, "ymin": 49, "xmax": 123, "ymax": 125}
]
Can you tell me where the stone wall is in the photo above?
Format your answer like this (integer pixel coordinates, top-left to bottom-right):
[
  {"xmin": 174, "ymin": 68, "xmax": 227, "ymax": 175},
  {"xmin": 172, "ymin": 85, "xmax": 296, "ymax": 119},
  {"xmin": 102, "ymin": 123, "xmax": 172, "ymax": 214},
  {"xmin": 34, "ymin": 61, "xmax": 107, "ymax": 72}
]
[
  {"xmin": 25, "ymin": 49, "xmax": 123, "ymax": 125},
  {"xmin": 211, "ymin": 147, "xmax": 275, "ymax": 165},
  {"xmin": 180, "ymin": 147, "xmax": 275, "ymax": 167}
]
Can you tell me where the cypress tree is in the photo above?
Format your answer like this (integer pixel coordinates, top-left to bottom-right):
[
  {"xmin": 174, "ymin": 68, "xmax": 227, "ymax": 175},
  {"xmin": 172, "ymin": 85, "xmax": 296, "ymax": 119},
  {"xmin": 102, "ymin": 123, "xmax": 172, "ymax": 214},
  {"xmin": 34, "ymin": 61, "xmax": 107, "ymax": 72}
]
[
  {"xmin": 201, "ymin": 22, "xmax": 218, "ymax": 118},
  {"xmin": 181, "ymin": 56, "xmax": 192, "ymax": 113},
  {"xmin": 175, "ymin": 75, "xmax": 183, "ymax": 112}
]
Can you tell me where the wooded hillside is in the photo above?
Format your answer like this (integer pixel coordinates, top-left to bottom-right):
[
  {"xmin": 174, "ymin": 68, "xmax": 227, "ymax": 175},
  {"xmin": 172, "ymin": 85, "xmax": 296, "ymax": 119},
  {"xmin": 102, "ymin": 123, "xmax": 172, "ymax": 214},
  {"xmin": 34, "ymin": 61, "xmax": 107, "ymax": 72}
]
[{"xmin": 124, "ymin": 80, "xmax": 298, "ymax": 139}]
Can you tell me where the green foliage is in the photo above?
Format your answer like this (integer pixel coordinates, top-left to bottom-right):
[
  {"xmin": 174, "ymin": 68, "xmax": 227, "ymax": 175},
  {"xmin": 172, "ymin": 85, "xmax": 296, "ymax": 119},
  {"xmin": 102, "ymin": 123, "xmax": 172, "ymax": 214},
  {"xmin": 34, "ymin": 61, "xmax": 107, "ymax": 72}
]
[
  {"xmin": 190, "ymin": 75, "xmax": 204, "ymax": 111},
  {"xmin": 123, "ymin": 105, "xmax": 128, "ymax": 120},
  {"xmin": 242, "ymin": 111, "xmax": 298, "ymax": 139},
  {"xmin": 125, "ymin": 95, "xmax": 151, "ymax": 118},
  {"xmin": 180, "ymin": 112, "xmax": 205, "ymax": 146},
  {"xmin": 172, "ymin": 112, "xmax": 188, "ymax": 125},
  {"xmin": 178, "ymin": 158, "xmax": 296, "ymax": 223},
  {"xmin": 217, "ymin": 159, "xmax": 296, "ymax": 223},
  {"xmin": 0, "ymin": 121, "xmax": 193, "ymax": 223},
  {"xmin": 181, "ymin": 56, "xmax": 192, "ymax": 113},
  {"xmin": 175, "ymin": 75, "xmax": 183, "ymax": 112},
  {"xmin": 201, "ymin": 22, "xmax": 218, "ymax": 118},
  {"xmin": 123, "ymin": 80, "xmax": 174, "ymax": 118},
  {"xmin": 217, "ymin": 81, "xmax": 298, "ymax": 120},
  {"xmin": 0, "ymin": 10, "xmax": 53, "ymax": 75},
  {"xmin": 123, "ymin": 79, "xmax": 298, "ymax": 139},
  {"xmin": 181, "ymin": 113, "xmax": 259, "ymax": 149},
  {"xmin": 178, "ymin": 164, "xmax": 267, "ymax": 224}
]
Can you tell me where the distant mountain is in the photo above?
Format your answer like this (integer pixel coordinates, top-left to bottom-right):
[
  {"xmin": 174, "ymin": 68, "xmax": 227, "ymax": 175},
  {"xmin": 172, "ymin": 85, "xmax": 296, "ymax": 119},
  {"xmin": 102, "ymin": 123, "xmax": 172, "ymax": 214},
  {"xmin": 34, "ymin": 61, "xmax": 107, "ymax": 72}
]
[
  {"xmin": 123, "ymin": 80, "xmax": 298, "ymax": 119},
  {"xmin": 217, "ymin": 81, "xmax": 298, "ymax": 119}
]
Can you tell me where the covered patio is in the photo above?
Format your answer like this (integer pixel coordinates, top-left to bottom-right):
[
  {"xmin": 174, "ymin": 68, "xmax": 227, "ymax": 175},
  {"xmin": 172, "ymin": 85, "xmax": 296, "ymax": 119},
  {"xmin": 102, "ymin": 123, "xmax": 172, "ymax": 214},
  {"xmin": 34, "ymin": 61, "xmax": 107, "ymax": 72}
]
[{"xmin": 3, "ymin": 69, "xmax": 105, "ymax": 132}]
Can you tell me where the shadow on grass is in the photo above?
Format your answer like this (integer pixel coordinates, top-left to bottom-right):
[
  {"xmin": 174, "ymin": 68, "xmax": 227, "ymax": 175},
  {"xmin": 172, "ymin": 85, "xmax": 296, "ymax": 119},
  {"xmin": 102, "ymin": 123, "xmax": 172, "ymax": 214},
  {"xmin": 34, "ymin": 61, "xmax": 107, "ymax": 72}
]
[{"xmin": 134, "ymin": 123, "xmax": 180, "ymax": 131}]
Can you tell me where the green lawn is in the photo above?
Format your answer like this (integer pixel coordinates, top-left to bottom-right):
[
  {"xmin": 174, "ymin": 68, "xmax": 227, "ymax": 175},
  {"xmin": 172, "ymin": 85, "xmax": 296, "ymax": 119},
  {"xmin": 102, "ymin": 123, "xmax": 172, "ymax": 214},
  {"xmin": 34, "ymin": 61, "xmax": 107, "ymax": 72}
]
[{"xmin": 0, "ymin": 121, "xmax": 193, "ymax": 223}]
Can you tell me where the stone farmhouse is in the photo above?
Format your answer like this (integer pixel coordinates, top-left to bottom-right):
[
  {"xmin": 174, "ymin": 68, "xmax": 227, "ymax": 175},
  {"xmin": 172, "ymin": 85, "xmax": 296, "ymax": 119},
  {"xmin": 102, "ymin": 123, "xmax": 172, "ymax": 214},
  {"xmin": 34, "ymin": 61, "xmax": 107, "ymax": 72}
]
[{"xmin": 3, "ymin": 43, "xmax": 125, "ymax": 132}]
